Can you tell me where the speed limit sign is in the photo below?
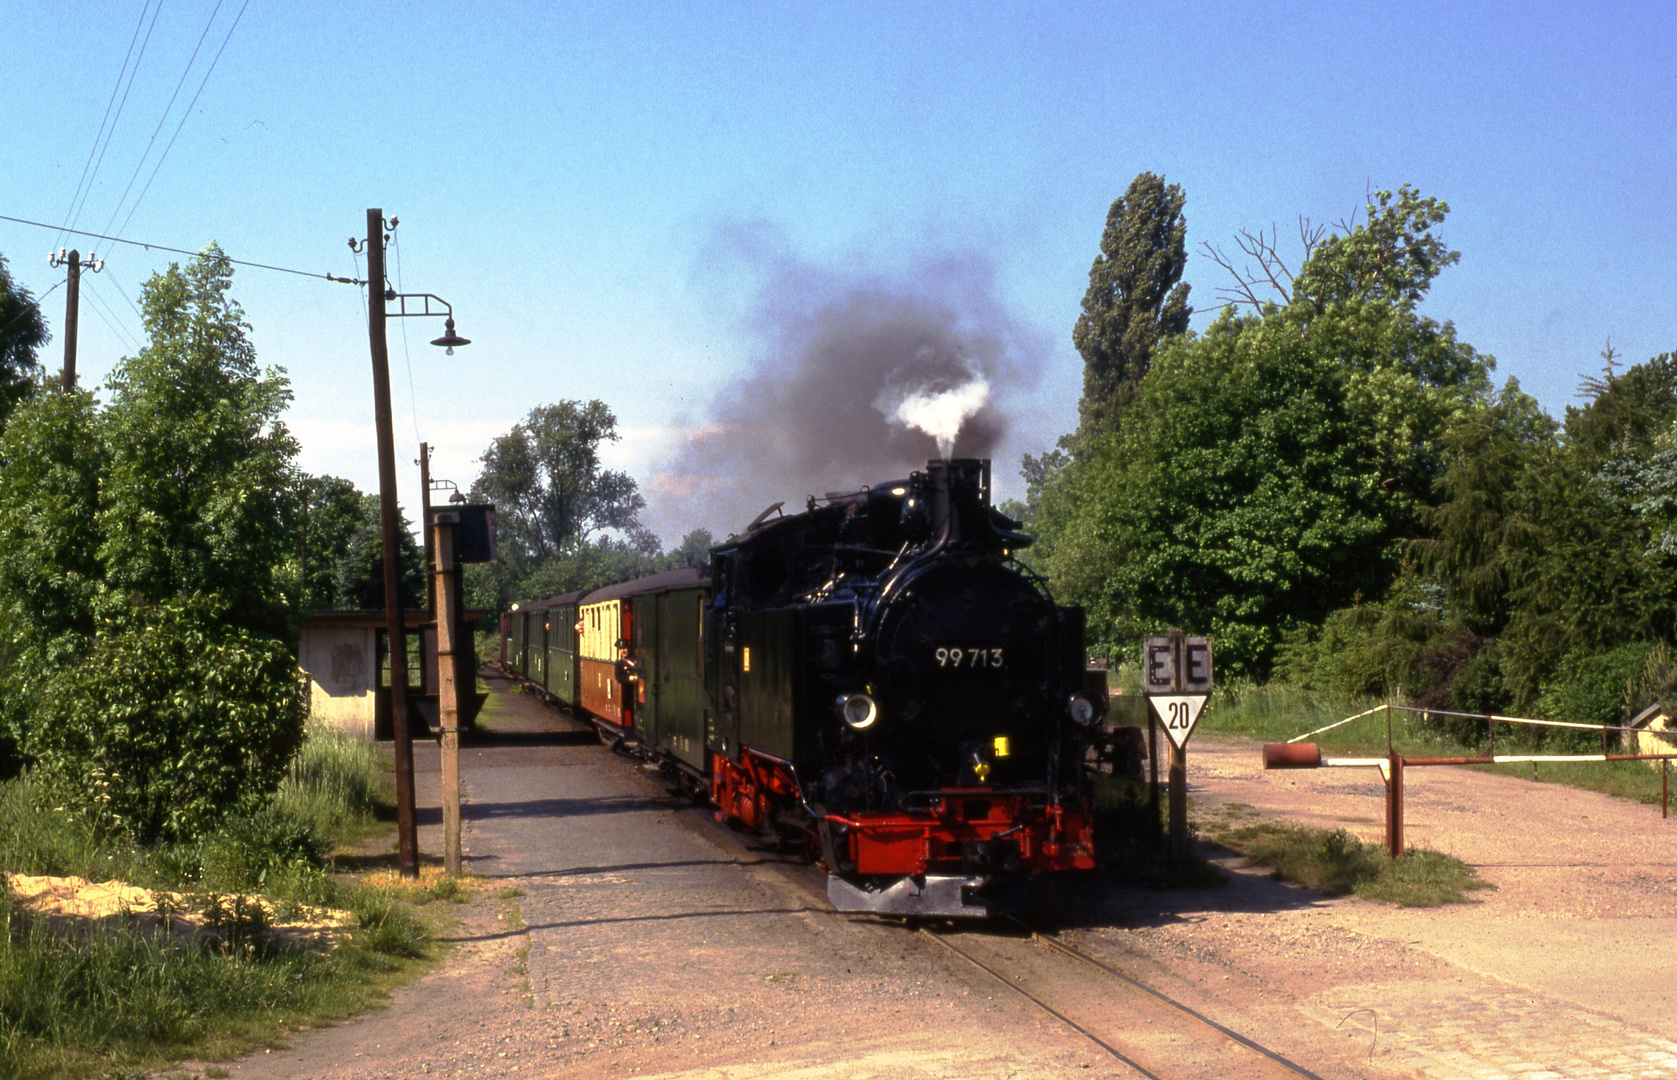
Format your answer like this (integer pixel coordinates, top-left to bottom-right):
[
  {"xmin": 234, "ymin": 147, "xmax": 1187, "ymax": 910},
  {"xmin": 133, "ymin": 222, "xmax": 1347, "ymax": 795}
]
[{"xmin": 1147, "ymin": 694, "xmax": 1208, "ymax": 750}]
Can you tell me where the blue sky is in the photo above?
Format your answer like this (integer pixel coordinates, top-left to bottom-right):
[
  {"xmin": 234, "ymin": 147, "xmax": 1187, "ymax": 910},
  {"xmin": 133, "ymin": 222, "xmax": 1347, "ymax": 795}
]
[{"xmin": 5, "ymin": 1, "xmax": 1673, "ymax": 543}]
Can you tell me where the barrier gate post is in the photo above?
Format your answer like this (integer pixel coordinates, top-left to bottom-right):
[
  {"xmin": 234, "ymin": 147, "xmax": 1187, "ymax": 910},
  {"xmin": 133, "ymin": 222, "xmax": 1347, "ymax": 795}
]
[{"xmin": 1385, "ymin": 751, "xmax": 1404, "ymax": 859}]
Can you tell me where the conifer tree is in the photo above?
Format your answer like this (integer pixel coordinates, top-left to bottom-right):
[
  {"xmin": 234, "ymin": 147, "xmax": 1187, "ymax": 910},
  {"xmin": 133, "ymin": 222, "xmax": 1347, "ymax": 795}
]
[{"xmin": 1071, "ymin": 173, "xmax": 1192, "ymax": 444}]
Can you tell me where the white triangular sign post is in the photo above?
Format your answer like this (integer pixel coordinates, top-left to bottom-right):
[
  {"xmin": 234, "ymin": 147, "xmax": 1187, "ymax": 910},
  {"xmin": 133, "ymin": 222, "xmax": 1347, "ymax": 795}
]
[{"xmin": 1148, "ymin": 694, "xmax": 1208, "ymax": 750}]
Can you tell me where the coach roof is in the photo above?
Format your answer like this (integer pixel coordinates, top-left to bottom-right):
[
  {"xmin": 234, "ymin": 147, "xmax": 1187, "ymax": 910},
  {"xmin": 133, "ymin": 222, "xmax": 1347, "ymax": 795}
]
[{"xmin": 579, "ymin": 566, "xmax": 710, "ymax": 605}]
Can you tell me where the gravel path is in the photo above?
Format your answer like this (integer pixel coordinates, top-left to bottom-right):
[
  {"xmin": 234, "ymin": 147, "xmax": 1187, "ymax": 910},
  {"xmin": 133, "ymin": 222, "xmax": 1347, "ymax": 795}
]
[{"xmin": 209, "ymin": 684, "xmax": 1677, "ymax": 1080}]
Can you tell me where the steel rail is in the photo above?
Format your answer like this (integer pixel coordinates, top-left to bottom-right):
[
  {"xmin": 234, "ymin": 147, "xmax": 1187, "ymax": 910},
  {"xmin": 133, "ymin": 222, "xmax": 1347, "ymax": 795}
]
[
  {"xmin": 1010, "ymin": 918, "xmax": 1324, "ymax": 1079},
  {"xmin": 918, "ymin": 927, "xmax": 1163, "ymax": 1079}
]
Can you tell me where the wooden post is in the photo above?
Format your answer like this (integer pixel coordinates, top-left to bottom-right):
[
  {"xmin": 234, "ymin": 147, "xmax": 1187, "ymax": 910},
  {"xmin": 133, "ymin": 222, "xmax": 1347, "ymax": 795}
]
[
  {"xmin": 433, "ymin": 513, "xmax": 463, "ymax": 875},
  {"xmin": 1166, "ymin": 629, "xmax": 1187, "ymax": 858},
  {"xmin": 365, "ymin": 208, "xmax": 419, "ymax": 878},
  {"xmin": 1168, "ymin": 741, "xmax": 1188, "ymax": 859},
  {"xmin": 418, "ymin": 442, "xmax": 434, "ymax": 611},
  {"xmin": 1147, "ymin": 706, "xmax": 1160, "ymax": 847}
]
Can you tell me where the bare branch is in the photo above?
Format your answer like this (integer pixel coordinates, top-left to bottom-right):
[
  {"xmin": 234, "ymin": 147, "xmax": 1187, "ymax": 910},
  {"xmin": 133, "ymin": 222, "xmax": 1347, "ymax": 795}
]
[
  {"xmin": 1198, "ymin": 240, "xmax": 1268, "ymax": 309},
  {"xmin": 1297, "ymin": 216, "xmax": 1328, "ymax": 265}
]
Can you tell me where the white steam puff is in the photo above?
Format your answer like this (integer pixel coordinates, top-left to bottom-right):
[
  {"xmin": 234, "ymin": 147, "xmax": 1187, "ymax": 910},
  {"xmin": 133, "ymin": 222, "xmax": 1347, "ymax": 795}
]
[{"xmin": 875, "ymin": 353, "xmax": 992, "ymax": 460}]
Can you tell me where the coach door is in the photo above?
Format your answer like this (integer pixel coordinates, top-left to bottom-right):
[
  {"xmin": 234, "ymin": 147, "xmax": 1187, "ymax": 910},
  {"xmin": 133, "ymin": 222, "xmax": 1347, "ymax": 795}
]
[{"xmin": 660, "ymin": 588, "xmax": 707, "ymax": 771}]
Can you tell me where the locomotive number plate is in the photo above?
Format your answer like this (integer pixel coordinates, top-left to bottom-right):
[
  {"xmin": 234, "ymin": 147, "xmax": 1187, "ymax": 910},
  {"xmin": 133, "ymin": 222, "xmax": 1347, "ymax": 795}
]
[{"xmin": 934, "ymin": 645, "xmax": 1005, "ymax": 669}]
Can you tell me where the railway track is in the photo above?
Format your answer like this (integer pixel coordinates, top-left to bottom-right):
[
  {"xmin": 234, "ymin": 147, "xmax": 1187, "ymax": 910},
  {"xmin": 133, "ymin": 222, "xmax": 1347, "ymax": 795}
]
[
  {"xmin": 920, "ymin": 918, "xmax": 1324, "ymax": 1080},
  {"xmin": 503, "ymin": 684, "xmax": 1325, "ymax": 1077}
]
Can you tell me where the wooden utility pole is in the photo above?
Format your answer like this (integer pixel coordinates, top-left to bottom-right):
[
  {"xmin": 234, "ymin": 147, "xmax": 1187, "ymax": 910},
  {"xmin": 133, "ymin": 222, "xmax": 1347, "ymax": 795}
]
[
  {"xmin": 433, "ymin": 510, "xmax": 464, "ymax": 875},
  {"xmin": 63, "ymin": 251, "xmax": 81, "ymax": 390},
  {"xmin": 365, "ymin": 208, "xmax": 419, "ymax": 878},
  {"xmin": 48, "ymin": 248, "xmax": 101, "ymax": 390}
]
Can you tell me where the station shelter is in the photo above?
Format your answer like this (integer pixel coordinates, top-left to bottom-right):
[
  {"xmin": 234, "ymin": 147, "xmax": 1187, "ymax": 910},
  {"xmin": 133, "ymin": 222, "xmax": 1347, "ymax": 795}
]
[{"xmin": 298, "ymin": 608, "xmax": 487, "ymax": 740}]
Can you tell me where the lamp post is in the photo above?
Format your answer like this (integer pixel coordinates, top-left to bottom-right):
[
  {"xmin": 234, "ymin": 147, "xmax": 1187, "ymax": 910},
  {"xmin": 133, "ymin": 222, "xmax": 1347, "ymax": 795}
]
[{"xmin": 355, "ymin": 208, "xmax": 470, "ymax": 878}]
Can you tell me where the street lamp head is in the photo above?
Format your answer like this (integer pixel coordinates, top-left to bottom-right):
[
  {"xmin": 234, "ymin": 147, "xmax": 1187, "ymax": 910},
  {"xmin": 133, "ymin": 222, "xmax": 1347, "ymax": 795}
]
[
  {"xmin": 448, "ymin": 490, "xmax": 467, "ymax": 504},
  {"xmin": 431, "ymin": 317, "xmax": 470, "ymax": 356}
]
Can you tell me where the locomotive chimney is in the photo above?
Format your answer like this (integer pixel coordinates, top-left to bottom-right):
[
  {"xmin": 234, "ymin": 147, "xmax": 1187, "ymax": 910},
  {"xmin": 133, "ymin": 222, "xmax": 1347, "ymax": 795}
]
[{"xmin": 927, "ymin": 458, "xmax": 992, "ymax": 546}]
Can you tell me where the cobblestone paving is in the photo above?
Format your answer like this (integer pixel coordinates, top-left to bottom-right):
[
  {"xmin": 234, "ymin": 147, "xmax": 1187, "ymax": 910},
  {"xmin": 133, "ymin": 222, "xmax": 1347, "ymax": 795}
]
[{"xmin": 1301, "ymin": 980, "xmax": 1677, "ymax": 1079}]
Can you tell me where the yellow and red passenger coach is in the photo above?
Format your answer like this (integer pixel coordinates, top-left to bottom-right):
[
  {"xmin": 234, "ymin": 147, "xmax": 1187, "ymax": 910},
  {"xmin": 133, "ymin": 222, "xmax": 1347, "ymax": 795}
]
[{"xmin": 576, "ymin": 568, "xmax": 712, "ymax": 741}]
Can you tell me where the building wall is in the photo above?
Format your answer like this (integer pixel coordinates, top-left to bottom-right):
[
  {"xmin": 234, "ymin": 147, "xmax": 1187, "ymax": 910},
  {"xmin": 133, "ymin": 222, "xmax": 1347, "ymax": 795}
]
[
  {"xmin": 1637, "ymin": 715, "xmax": 1675, "ymax": 768},
  {"xmin": 300, "ymin": 625, "xmax": 377, "ymax": 740}
]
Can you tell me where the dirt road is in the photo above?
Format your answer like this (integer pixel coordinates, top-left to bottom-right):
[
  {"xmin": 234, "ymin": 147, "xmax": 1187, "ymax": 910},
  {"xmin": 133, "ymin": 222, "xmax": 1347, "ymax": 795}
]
[{"xmin": 213, "ymin": 680, "xmax": 1677, "ymax": 1079}]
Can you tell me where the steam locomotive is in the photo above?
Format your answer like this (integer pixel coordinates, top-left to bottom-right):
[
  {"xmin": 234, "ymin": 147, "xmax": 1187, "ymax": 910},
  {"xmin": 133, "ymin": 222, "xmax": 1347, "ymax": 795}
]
[{"xmin": 503, "ymin": 458, "xmax": 1106, "ymax": 917}]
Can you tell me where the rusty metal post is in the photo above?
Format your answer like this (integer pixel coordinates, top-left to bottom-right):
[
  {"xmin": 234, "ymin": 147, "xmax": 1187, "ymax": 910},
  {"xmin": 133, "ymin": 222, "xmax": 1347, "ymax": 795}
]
[
  {"xmin": 366, "ymin": 208, "xmax": 419, "ymax": 878},
  {"xmin": 1664, "ymin": 759, "xmax": 1669, "ymax": 821},
  {"xmin": 433, "ymin": 513, "xmax": 463, "ymax": 875},
  {"xmin": 1386, "ymin": 752, "xmax": 1404, "ymax": 859}
]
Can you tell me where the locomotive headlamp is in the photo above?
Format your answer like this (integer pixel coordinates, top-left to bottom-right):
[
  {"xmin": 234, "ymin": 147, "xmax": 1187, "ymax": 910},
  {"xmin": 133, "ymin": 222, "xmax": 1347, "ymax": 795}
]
[
  {"xmin": 1067, "ymin": 694, "xmax": 1098, "ymax": 726},
  {"xmin": 839, "ymin": 693, "xmax": 879, "ymax": 730}
]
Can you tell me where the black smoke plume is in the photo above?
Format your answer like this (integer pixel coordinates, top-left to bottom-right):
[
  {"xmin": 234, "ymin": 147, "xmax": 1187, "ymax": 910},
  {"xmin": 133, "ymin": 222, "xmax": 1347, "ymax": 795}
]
[{"xmin": 651, "ymin": 226, "xmax": 1049, "ymax": 538}]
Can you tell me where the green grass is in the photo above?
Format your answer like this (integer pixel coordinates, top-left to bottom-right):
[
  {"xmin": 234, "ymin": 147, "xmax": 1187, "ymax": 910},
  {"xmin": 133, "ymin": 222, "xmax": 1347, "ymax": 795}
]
[
  {"xmin": 1197, "ymin": 806, "xmax": 1493, "ymax": 906},
  {"xmin": 1197, "ymin": 681, "xmax": 1395, "ymax": 752},
  {"xmin": 272, "ymin": 726, "xmax": 391, "ymax": 848},
  {"xmin": 0, "ymin": 883, "xmax": 434, "ymax": 1080},
  {"xmin": 0, "ymin": 725, "xmax": 459, "ymax": 1080}
]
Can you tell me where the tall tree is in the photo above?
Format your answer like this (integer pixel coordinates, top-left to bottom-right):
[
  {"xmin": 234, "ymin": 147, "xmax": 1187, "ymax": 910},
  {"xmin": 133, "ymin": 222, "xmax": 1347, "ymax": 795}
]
[
  {"xmin": 0, "ymin": 252, "xmax": 49, "ymax": 433},
  {"xmin": 295, "ymin": 475, "xmax": 372, "ymax": 610},
  {"xmin": 470, "ymin": 400, "xmax": 652, "ymax": 560},
  {"xmin": 1071, "ymin": 172, "xmax": 1192, "ymax": 444},
  {"xmin": 333, "ymin": 500, "xmax": 426, "ymax": 611},
  {"xmin": 0, "ymin": 248, "xmax": 306, "ymax": 818},
  {"xmin": 1047, "ymin": 186, "xmax": 1490, "ymax": 674},
  {"xmin": 97, "ymin": 246, "xmax": 297, "ymax": 637},
  {"xmin": 670, "ymin": 528, "xmax": 715, "ymax": 570}
]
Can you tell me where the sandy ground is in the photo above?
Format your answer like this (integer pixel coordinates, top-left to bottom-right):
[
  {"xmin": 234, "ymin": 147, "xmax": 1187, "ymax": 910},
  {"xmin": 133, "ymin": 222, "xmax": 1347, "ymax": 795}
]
[{"xmin": 202, "ymin": 681, "xmax": 1677, "ymax": 1080}]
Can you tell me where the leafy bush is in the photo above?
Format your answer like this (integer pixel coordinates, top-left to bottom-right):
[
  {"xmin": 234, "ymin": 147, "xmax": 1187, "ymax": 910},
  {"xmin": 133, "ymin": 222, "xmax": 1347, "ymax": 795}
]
[
  {"xmin": 1449, "ymin": 646, "xmax": 1511, "ymax": 715},
  {"xmin": 1532, "ymin": 641, "xmax": 1654, "ymax": 750},
  {"xmin": 27, "ymin": 600, "xmax": 305, "ymax": 843}
]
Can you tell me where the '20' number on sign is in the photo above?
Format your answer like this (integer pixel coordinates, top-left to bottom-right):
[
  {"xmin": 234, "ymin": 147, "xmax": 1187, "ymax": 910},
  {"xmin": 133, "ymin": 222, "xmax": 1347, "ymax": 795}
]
[
  {"xmin": 935, "ymin": 647, "xmax": 1004, "ymax": 669},
  {"xmin": 1166, "ymin": 700, "xmax": 1195, "ymax": 731}
]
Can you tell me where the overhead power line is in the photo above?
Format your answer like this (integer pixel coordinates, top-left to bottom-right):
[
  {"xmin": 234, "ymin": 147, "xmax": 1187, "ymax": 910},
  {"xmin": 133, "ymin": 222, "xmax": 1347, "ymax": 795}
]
[
  {"xmin": 116, "ymin": 0, "xmax": 253, "ymax": 239},
  {"xmin": 100, "ymin": 0, "xmax": 230, "ymax": 239},
  {"xmin": 1, "ymin": 212, "xmax": 360, "ymax": 284},
  {"xmin": 62, "ymin": 0, "xmax": 165, "ymax": 244}
]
